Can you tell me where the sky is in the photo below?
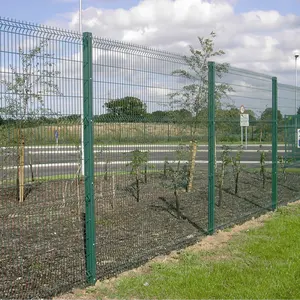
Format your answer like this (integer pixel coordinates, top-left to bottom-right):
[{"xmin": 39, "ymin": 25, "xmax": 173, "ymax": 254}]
[
  {"xmin": 1, "ymin": 0, "xmax": 300, "ymax": 116},
  {"xmin": 1, "ymin": 0, "xmax": 299, "ymax": 80}
]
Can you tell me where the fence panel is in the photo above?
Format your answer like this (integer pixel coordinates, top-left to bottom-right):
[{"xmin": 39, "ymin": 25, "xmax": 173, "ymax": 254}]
[
  {"xmin": 278, "ymin": 83, "xmax": 300, "ymax": 206},
  {"xmin": 213, "ymin": 65, "xmax": 275, "ymax": 229},
  {"xmin": 0, "ymin": 18, "xmax": 87, "ymax": 298},
  {"xmin": 91, "ymin": 36, "xmax": 209, "ymax": 281}
]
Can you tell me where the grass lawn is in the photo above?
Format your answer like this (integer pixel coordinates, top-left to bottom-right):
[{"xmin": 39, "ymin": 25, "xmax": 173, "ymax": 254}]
[{"xmin": 59, "ymin": 201, "xmax": 300, "ymax": 299}]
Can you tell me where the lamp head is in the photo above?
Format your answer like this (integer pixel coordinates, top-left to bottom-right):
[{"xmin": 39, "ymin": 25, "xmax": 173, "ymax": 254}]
[{"xmin": 294, "ymin": 49, "xmax": 300, "ymax": 59}]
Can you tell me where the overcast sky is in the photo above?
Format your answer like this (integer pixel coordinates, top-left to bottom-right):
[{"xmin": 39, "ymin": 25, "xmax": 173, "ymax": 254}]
[{"xmin": 1, "ymin": 0, "xmax": 300, "ymax": 116}]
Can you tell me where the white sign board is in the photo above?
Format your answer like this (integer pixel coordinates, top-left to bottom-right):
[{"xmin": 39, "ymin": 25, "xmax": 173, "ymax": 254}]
[
  {"xmin": 240, "ymin": 114, "xmax": 249, "ymax": 127},
  {"xmin": 298, "ymin": 129, "xmax": 300, "ymax": 148}
]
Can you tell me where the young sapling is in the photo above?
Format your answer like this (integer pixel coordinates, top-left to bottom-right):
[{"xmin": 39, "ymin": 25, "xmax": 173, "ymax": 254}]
[
  {"xmin": 231, "ymin": 145, "xmax": 243, "ymax": 195},
  {"xmin": 162, "ymin": 145, "xmax": 189, "ymax": 218},
  {"xmin": 216, "ymin": 145, "xmax": 231, "ymax": 207},
  {"xmin": 126, "ymin": 149, "xmax": 149, "ymax": 202}
]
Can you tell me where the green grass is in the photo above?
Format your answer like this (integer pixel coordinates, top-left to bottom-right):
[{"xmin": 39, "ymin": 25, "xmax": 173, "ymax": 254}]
[
  {"xmin": 246, "ymin": 167, "xmax": 300, "ymax": 174},
  {"xmin": 82, "ymin": 202, "xmax": 300, "ymax": 299}
]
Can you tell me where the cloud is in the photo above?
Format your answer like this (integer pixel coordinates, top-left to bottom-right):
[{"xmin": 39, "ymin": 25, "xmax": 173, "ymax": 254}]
[
  {"xmin": 45, "ymin": 0, "xmax": 300, "ymax": 84},
  {"xmin": 1, "ymin": 0, "xmax": 296, "ymax": 117}
]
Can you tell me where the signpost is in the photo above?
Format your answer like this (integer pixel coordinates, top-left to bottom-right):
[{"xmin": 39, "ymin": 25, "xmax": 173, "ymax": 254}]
[
  {"xmin": 297, "ymin": 129, "xmax": 300, "ymax": 148},
  {"xmin": 240, "ymin": 105, "xmax": 249, "ymax": 149}
]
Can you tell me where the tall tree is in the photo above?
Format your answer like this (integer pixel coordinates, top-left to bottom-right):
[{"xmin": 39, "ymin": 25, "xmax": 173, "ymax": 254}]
[
  {"xmin": 104, "ymin": 96, "xmax": 147, "ymax": 121},
  {"xmin": 0, "ymin": 39, "xmax": 61, "ymax": 202}
]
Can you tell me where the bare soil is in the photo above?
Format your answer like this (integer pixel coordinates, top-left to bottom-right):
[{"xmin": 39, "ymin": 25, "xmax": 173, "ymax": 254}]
[{"xmin": 0, "ymin": 168, "xmax": 299, "ymax": 299}]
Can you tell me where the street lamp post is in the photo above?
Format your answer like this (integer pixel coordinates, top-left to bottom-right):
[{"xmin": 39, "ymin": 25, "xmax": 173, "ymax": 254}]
[
  {"xmin": 79, "ymin": 0, "xmax": 84, "ymax": 176},
  {"xmin": 294, "ymin": 50, "xmax": 299, "ymax": 115},
  {"xmin": 294, "ymin": 50, "xmax": 299, "ymax": 152}
]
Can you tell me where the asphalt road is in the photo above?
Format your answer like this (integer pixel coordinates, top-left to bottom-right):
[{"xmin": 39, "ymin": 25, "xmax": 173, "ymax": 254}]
[{"xmin": 0, "ymin": 144, "xmax": 287, "ymax": 179}]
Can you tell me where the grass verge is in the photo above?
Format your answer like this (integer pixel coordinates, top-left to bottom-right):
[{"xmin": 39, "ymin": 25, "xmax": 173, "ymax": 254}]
[{"xmin": 58, "ymin": 201, "xmax": 300, "ymax": 299}]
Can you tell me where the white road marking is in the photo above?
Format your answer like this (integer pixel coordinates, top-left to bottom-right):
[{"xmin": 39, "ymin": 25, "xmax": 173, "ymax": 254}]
[
  {"xmin": 0, "ymin": 143, "xmax": 285, "ymax": 150},
  {"xmin": 2, "ymin": 160, "xmax": 273, "ymax": 170},
  {"xmin": 27, "ymin": 149, "xmax": 288, "ymax": 154}
]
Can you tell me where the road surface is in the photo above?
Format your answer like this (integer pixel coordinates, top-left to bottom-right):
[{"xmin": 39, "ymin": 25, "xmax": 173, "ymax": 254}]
[{"xmin": 0, "ymin": 144, "xmax": 287, "ymax": 180}]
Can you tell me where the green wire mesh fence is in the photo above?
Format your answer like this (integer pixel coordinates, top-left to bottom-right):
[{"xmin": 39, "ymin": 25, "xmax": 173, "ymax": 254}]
[
  {"xmin": 91, "ymin": 35, "xmax": 208, "ymax": 281},
  {"xmin": 277, "ymin": 83, "xmax": 300, "ymax": 206},
  {"xmin": 212, "ymin": 64, "xmax": 276, "ymax": 230},
  {"xmin": 0, "ymin": 16, "xmax": 299, "ymax": 299},
  {"xmin": 0, "ymin": 18, "xmax": 87, "ymax": 298}
]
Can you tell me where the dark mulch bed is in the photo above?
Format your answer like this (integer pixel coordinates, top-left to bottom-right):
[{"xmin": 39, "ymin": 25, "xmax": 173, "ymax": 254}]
[{"xmin": 0, "ymin": 168, "xmax": 299, "ymax": 299}]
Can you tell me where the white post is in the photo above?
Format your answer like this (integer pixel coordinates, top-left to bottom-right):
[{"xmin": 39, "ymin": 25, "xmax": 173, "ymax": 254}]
[
  {"xmin": 241, "ymin": 126, "xmax": 243, "ymax": 146},
  {"xmin": 296, "ymin": 54, "xmax": 298, "ymax": 115},
  {"xmin": 245, "ymin": 126, "xmax": 248, "ymax": 149},
  {"xmin": 79, "ymin": 0, "xmax": 85, "ymax": 176},
  {"xmin": 296, "ymin": 54, "xmax": 298, "ymax": 145}
]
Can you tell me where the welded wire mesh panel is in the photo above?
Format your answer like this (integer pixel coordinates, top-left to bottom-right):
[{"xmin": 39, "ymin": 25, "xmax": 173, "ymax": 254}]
[
  {"xmin": 0, "ymin": 18, "xmax": 86, "ymax": 298},
  {"xmin": 277, "ymin": 83, "xmax": 300, "ymax": 206},
  {"xmin": 91, "ymin": 37, "xmax": 209, "ymax": 280},
  {"xmin": 214, "ymin": 65, "xmax": 275, "ymax": 228}
]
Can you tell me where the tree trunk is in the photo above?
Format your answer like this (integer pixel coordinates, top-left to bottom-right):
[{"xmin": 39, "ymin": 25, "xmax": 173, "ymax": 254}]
[
  {"xmin": 19, "ymin": 135, "xmax": 25, "ymax": 202},
  {"xmin": 187, "ymin": 140, "xmax": 197, "ymax": 192},
  {"xmin": 235, "ymin": 172, "xmax": 239, "ymax": 195},
  {"xmin": 144, "ymin": 164, "xmax": 147, "ymax": 183},
  {"xmin": 29, "ymin": 154, "xmax": 34, "ymax": 182},
  {"xmin": 174, "ymin": 187, "xmax": 180, "ymax": 219},
  {"xmin": 104, "ymin": 161, "xmax": 108, "ymax": 181},
  {"xmin": 217, "ymin": 164, "xmax": 225, "ymax": 207},
  {"xmin": 136, "ymin": 174, "xmax": 140, "ymax": 202},
  {"xmin": 218, "ymin": 184, "xmax": 223, "ymax": 207}
]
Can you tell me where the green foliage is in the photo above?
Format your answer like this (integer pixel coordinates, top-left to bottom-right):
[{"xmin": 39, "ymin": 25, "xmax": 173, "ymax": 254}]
[
  {"xmin": 104, "ymin": 96, "xmax": 147, "ymax": 122},
  {"xmin": 162, "ymin": 145, "xmax": 189, "ymax": 218},
  {"xmin": 169, "ymin": 32, "xmax": 233, "ymax": 132},
  {"xmin": 231, "ymin": 145, "xmax": 243, "ymax": 195},
  {"xmin": 257, "ymin": 145, "xmax": 269, "ymax": 188},
  {"xmin": 216, "ymin": 145, "xmax": 231, "ymax": 206},
  {"xmin": 278, "ymin": 155, "xmax": 293, "ymax": 182},
  {"xmin": 0, "ymin": 39, "xmax": 61, "ymax": 123},
  {"xmin": 126, "ymin": 149, "xmax": 149, "ymax": 202},
  {"xmin": 257, "ymin": 107, "xmax": 283, "ymax": 141}
]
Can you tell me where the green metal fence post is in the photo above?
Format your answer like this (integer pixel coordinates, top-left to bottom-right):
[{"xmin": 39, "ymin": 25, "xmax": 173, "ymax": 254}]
[
  {"xmin": 208, "ymin": 61, "xmax": 216, "ymax": 235},
  {"xmin": 83, "ymin": 31, "xmax": 96, "ymax": 284},
  {"xmin": 272, "ymin": 77, "xmax": 278, "ymax": 210}
]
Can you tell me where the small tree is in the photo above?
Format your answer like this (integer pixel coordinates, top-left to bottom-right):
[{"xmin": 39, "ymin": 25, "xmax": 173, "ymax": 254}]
[
  {"xmin": 0, "ymin": 39, "xmax": 61, "ymax": 202},
  {"xmin": 231, "ymin": 145, "xmax": 243, "ymax": 195},
  {"xmin": 163, "ymin": 145, "xmax": 189, "ymax": 218},
  {"xmin": 278, "ymin": 155, "xmax": 293, "ymax": 182},
  {"xmin": 169, "ymin": 32, "xmax": 234, "ymax": 137},
  {"xmin": 216, "ymin": 145, "xmax": 231, "ymax": 207},
  {"xmin": 257, "ymin": 145, "xmax": 269, "ymax": 189},
  {"xmin": 187, "ymin": 140, "xmax": 197, "ymax": 192},
  {"xmin": 126, "ymin": 149, "xmax": 149, "ymax": 202}
]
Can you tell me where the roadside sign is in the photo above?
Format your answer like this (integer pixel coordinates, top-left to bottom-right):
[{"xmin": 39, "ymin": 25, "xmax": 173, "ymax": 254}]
[
  {"xmin": 240, "ymin": 105, "xmax": 245, "ymax": 114},
  {"xmin": 240, "ymin": 114, "xmax": 249, "ymax": 127},
  {"xmin": 54, "ymin": 130, "xmax": 59, "ymax": 140},
  {"xmin": 298, "ymin": 129, "xmax": 300, "ymax": 148}
]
